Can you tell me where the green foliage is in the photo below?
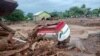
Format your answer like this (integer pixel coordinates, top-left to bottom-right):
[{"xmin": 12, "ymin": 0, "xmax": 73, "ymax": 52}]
[
  {"xmin": 50, "ymin": 12, "xmax": 65, "ymax": 19},
  {"xmin": 81, "ymin": 4, "xmax": 86, "ymax": 8},
  {"xmin": 57, "ymin": 12, "xmax": 64, "ymax": 18},
  {"xmin": 69, "ymin": 6, "xmax": 84, "ymax": 17},
  {"xmin": 4, "ymin": 9, "xmax": 25, "ymax": 21},
  {"xmin": 2, "ymin": 4, "xmax": 99, "ymax": 21},
  {"xmin": 63, "ymin": 10, "xmax": 71, "ymax": 18},
  {"xmin": 92, "ymin": 8, "xmax": 100, "ymax": 17},
  {"xmin": 50, "ymin": 4, "xmax": 100, "ymax": 18},
  {"xmin": 50, "ymin": 11, "xmax": 59, "ymax": 17},
  {"xmin": 27, "ymin": 13, "xmax": 33, "ymax": 20}
]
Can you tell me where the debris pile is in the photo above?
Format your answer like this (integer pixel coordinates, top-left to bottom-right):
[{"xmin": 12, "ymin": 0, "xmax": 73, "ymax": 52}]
[
  {"xmin": 32, "ymin": 40, "xmax": 71, "ymax": 56},
  {"xmin": 0, "ymin": 22, "xmax": 15, "ymax": 51},
  {"xmin": 0, "ymin": 22, "xmax": 30, "ymax": 56},
  {"xmin": 0, "ymin": 21, "xmax": 100, "ymax": 56}
]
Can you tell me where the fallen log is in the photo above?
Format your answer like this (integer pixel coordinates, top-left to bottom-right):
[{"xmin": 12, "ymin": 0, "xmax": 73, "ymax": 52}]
[
  {"xmin": 0, "ymin": 31, "xmax": 9, "ymax": 36},
  {"xmin": 0, "ymin": 22, "xmax": 15, "ymax": 33},
  {"xmin": 0, "ymin": 22, "xmax": 15, "ymax": 44}
]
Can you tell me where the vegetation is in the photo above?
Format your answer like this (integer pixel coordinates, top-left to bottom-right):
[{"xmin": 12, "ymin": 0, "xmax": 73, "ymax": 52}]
[
  {"xmin": 2, "ymin": 9, "xmax": 34, "ymax": 21},
  {"xmin": 51, "ymin": 4, "xmax": 100, "ymax": 18},
  {"xmin": 3, "ymin": 9, "xmax": 25, "ymax": 21},
  {"xmin": 1, "ymin": 4, "xmax": 100, "ymax": 22},
  {"xmin": 27, "ymin": 13, "xmax": 33, "ymax": 20}
]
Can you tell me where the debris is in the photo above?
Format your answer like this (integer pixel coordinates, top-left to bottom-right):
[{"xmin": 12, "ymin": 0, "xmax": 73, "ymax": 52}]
[
  {"xmin": 96, "ymin": 51, "xmax": 100, "ymax": 56},
  {"xmin": 0, "ymin": 1, "xmax": 33, "ymax": 55},
  {"xmin": 0, "ymin": 22, "xmax": 16, "ymax": 51},
  {"xmin": 0, "ymin": 43, "xmax": 29, "ymax": 56},
  {"xmin": 31, "ymin": 42, "xmax": 38, "ymax": 51},
  {"xmin": 13, "ymin": 37, "xmax": 26, "ymax": 43}
]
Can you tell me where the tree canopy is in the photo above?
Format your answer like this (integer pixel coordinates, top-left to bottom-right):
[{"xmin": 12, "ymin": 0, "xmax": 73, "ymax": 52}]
[
  {"xmin": 1, "ymin": 4, "xmax": 100, "ymax": 22},
  {"xmin": 50, "ymin": 4, "xmax": 100, "ymax": 18},
  {"xmin": 3, "ymin": 9, "xmax": 25, "ymax": 21},
  {"xmin": 27, "ymin": 13, "xmax": 33, "ymax": 20}
]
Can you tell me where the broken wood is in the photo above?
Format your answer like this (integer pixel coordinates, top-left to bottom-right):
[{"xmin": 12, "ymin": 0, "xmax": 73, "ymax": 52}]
[
  {"xmin": 0, "ymin": 21, "xmax": 16, "ymax": 51},
  {"xmin": 0, "ymin": 31, "xmax": 9, "ymax": 36},
  {"xmin": 0, "ymin": 21, "xmax": 15, "ymax": 39},
  {"xmin": 0, "ymin": 22, "xmax": 15, "ymax": 33},
  {"xmin": 0, "ymin": 43, "xmax": 29, "ymax": 56}
]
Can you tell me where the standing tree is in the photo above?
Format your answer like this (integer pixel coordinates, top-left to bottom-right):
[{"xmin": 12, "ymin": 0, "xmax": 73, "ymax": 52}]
[
  {"xmin": 63, "ymin": 10, "xmax": 70, "ymax": 18},
  {"xmin": 92, "ymin": 8, "xmax": 100, "ymax": 17},
  {"xmin": 27, "ymin": 13, "xmax": 33, "ymax": 20},
  {"xmin": 4, "ymin": 9, "xmax": 25, "ymax": 21},
  {"xmin": 69, "ymin": 6, "xmax": 83, "ymax": 17},
  {"xmin": 50, "ymin": 11, "xmax": 59, "ymax": 17},
  {"xmin": 81, "ymin": 4, "xmax": 91, "ymax": 17}
]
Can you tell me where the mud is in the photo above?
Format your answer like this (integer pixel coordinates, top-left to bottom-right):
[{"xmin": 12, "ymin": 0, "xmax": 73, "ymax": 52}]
[{"xmin": 0, "ymin": 20, "xmax": 100, "ymax": 56}]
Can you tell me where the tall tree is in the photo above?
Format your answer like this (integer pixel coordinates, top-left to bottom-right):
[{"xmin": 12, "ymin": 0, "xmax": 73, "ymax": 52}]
[
  {"xmin": 4, "ymin": 9, "xmax": 25, "ymax": 21},
  {"xmin": 81, "ymin": 4, "xmax": 91, "ymax": 17},
  {"xmin": 92, "ymin": 8, "xmax": 100, "ymax": 17},
  {"xmin": 69, "ymin": 6, "xmax": 83, "ymax": 17},
  {"xmin": 63, "ymin": 10, "xmax": 70, "ymax": 18}
]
